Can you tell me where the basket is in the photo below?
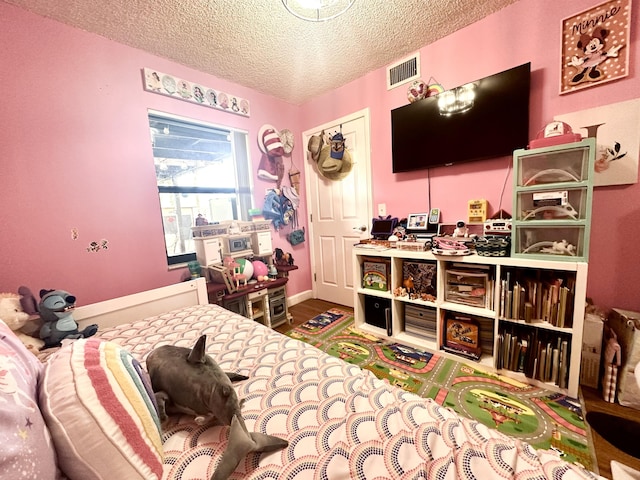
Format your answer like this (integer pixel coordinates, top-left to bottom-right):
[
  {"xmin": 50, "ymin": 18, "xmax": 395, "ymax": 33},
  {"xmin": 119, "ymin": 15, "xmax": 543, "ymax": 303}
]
[{"xmin": 475, "ymin": 236, "xmax": 510, "ymax": 257}]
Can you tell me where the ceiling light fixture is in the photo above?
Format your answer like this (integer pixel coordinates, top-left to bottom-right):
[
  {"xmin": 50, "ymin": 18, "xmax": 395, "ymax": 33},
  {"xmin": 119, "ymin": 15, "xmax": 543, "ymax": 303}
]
[{"xmin": 282, "ymin": 0, "xmax": 355, "ymax": 22}]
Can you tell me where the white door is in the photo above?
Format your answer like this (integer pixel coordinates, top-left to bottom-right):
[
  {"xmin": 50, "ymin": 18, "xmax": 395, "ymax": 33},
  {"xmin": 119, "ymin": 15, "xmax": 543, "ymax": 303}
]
[{"xmin": 303, "ymin": 109, "xmax": 372, "ymax": 307}]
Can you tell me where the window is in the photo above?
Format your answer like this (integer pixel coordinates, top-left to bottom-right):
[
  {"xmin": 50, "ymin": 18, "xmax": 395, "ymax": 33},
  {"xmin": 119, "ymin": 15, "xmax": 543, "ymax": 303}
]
[{"xmin": 148, "ymin": 111, "xmax": 253, "ymax": 265}]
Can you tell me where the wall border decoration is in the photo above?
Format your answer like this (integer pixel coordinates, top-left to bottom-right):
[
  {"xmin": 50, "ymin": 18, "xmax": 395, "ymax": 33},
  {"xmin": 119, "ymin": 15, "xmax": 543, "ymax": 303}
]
[
  {"xmin": 142, "ymin": 68, "xmax": 250, "ymax": 117},
  {"xmin": 560, "ymin": 0, "xmax": 631, "ymax": 95}
]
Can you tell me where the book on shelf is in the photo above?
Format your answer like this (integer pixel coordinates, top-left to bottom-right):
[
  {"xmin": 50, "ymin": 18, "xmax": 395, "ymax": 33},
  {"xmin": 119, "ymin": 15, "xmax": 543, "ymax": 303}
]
[
  {"xmin": 551, "ymin": 347, "xmax": 559, "ymax": 383},
  {"xmin": 443, "ymin": 314, "xmax": 481, "ymax": 361},
  {"xmin": 497, "ymin": 324, "xmax": 571, "ymax": 388},
  {"xmin": 558, "ymin": 340, "xmax": 569, "ymax": 389},
  {"xmin": 499, "ymin": 269, "xmax": 575, "ymax": 327},
  {"xmin": 362, "ymin": 257, "xmax": 391, "ymax": 292},
  {"xmin": 518, "ymin": 339, "xmax": 528, "ymax": 373}
]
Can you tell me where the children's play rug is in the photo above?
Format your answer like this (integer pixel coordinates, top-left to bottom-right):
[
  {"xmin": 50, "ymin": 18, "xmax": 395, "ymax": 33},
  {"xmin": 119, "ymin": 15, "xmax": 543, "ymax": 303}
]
[{"xmin": 285, "ymin": 308, "xmax": 597, "ymax": 471}]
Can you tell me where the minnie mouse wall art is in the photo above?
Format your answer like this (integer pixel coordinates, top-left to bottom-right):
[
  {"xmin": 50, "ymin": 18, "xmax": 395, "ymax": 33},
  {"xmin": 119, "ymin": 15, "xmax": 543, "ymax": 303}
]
[
  {"xmin": 568, "ymin": 28, "xmax": 623, "ymax": 85},
  {"xmin": 560, "ymin": 0, "xmax": 630, "ymax": 95}
]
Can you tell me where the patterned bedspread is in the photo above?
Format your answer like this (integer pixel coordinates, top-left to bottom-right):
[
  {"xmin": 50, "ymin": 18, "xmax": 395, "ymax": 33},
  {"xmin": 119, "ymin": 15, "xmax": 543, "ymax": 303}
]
[{"xmin": 93, "ymin": 304, "xmax": 600, "ymax": 480}]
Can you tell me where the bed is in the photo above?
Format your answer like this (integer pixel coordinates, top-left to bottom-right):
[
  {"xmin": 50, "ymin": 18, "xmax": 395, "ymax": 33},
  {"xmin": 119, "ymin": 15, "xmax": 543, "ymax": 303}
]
[{"xmin": 3, "ymin": 278, "xmax": 603, "ymax": 479}]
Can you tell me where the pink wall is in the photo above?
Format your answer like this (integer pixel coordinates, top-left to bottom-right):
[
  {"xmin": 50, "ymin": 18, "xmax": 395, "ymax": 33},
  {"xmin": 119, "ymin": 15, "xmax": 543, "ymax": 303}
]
[
  {"xmin": 1, "ymin": 0, "xmax": 639, "ymax": 314},
  {"xmin": 0, "ymin": 3, "xmax": 311, "ymax": 304},
  {"xmin": 300, "ymin": 0, "xmax": 640, "ymax": 313}
]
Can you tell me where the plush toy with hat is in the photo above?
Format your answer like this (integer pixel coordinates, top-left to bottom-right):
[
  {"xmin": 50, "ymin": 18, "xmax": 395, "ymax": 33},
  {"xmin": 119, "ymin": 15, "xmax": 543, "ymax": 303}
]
[
  {"xmin": 0, "ymin": 292, "xmax": 44, "ymax": 353},
  {"xmin": 19, "ymin": 286, "xmax": 99, "ymax": 349}
]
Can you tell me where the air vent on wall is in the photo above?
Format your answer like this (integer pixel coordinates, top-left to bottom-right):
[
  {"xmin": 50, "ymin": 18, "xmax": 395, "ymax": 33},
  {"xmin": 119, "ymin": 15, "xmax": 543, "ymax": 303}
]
[{"xmin": 386, "ymin": 53, "xmax": 420, "ymax": 90}]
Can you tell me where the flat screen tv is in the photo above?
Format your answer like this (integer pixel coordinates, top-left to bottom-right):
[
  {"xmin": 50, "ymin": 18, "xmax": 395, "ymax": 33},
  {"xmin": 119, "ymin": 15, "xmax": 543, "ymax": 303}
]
[{"xmin": 391, "ymin": 62, "xmax": 531, "ymax": 173}]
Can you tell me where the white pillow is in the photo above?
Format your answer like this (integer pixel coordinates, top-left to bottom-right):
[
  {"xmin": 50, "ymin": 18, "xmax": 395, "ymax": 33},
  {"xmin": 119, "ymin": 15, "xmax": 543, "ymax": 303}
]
[{"xmin": 39, "ymin": 338, "xmax": 164, "ymax": 479}]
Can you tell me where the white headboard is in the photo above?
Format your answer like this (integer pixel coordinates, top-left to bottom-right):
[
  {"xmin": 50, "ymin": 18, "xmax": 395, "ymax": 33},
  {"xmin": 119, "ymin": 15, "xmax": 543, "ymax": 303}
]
[{"xmin": 74, "ymin": 277, "xmax": 208, "ymax": 329}]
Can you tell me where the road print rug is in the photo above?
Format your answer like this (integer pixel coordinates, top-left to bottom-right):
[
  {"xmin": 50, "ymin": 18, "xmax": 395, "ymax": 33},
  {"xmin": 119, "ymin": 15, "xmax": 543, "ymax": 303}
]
[{"xmin": 285, "ymin": 308, "xmax": 597, "ymax": 472}]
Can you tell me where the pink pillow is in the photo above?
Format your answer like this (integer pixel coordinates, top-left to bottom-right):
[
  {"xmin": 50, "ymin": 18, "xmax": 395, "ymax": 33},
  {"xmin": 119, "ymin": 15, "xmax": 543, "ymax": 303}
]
[
  {"xmin": 0, "ymin": 320, "xmax": 61, "ymax": 479},
  {"xmin": 39, "ymin": 338, "xmax": 164, "ymax": 480}
]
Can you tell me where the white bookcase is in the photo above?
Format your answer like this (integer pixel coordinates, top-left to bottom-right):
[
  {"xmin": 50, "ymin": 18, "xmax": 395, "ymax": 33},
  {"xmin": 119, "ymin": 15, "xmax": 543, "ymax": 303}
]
[{"xmin": 352, "ymin": 248, "xmax": 588, "ymax": 398}]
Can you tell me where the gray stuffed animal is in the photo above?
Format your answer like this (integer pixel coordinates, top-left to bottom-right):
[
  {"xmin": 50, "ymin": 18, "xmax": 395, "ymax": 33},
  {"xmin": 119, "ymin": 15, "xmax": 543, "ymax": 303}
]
[{"xmin": 146, "ymin": 335, "xmax": 288, "ymax": 480}]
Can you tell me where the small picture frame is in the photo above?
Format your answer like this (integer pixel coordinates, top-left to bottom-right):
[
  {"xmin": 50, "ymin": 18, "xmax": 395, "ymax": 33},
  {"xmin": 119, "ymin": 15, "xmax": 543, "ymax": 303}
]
[{"xmin": 407, "ymin": 213, "xmax": 428, "ymax": 230}]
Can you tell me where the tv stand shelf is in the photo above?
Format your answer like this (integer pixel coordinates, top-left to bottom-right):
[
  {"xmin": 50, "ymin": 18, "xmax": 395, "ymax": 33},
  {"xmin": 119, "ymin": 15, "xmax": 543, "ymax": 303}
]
[{"xmin": 352, "ymin": 248, "xmax": 588, "ymax": 397}]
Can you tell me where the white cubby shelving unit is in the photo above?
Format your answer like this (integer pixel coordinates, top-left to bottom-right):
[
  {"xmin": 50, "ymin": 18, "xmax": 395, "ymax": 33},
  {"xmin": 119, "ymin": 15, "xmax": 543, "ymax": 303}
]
[{"xmin": 353, "ymin": 248, "xmax": 588, "ymax": 398}]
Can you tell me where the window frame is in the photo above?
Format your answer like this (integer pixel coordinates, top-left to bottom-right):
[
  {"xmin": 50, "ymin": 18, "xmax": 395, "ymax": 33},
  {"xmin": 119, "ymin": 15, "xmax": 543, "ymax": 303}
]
[{"xmin": 148, "ymin": 110, "xmax": 254, "ymax": 266}]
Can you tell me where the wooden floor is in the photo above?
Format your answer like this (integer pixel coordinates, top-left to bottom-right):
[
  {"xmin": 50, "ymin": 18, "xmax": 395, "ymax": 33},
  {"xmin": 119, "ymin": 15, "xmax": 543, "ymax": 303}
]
[{"xmin": 282, "ymin": 298, "xmax": 640, "ymax": 480}]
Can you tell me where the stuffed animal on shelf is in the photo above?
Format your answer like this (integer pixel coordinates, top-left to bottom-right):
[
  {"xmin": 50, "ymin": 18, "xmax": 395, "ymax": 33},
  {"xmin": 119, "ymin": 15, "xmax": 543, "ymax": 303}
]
[
  {"xmin": 0, "ymin": 292, "xmax": 44, "ymax": 353},
  {"xmin": 274, "ymin": 248, "xmax": 294, "ymax": 266},
  {"xmin": 453, "ymin": 220, "xmax": 470, "ymax": 238},
  {"xmin": 20, "ymin": 286, "xmax": 99, "ymax": 349}
]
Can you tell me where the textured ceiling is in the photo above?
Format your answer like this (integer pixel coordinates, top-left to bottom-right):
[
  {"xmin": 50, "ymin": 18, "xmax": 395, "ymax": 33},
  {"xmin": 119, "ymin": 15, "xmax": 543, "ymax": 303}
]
[{"xmin": 7, "ymin": 0, "xmax": 519, "ymax": 105}]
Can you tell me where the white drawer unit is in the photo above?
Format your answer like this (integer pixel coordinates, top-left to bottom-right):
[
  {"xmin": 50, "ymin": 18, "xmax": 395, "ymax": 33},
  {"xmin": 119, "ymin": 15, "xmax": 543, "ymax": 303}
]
[
  {"xmin": 194, "ymin": 236, "xmax": 222, "ymax": 266},
  {"xmin": 511, "ymin": 138, "xmax": 594, "ymax": 261},
  {"xmin": 253, "ymin": 230, "xmax": 273, "ymax": 256}
]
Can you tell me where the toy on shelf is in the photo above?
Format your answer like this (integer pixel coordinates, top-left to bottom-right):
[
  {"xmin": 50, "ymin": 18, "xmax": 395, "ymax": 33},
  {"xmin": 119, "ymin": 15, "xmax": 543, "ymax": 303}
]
[
  {"xmin": 224, "ymin": 257, "xmax": 249, "ymax": 289},
  {"xmin": 452, "ymin": 220, "xmax": 470, "ymax": 238},
  {"xmin": 19, "ymin": 286, "xmax": 98, "ymax": 349},
  {"xmin": 268, "ymin": 263, "xmax": 279, "ymax": 279},
  {"xmin": 252, "ymin": 259, "xmax": 269, "ymax": 282},
  {"xmin": 274, "ymin": 248, "xmax": 294, "ymax": 266},
  {"xmin": 524, "ymin": 240, "xmax": 577, "ymax": 256}
]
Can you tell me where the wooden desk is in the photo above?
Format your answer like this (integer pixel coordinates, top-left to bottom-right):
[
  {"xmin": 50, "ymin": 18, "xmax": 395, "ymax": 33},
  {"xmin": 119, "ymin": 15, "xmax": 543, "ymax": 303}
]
[
  {"xmin": 221, "ymin": 277, "xmax": 288, "ymax": 300},
  {"xmin": 207, "ymin": 277, "xmax": 290, "ymax": 328}
]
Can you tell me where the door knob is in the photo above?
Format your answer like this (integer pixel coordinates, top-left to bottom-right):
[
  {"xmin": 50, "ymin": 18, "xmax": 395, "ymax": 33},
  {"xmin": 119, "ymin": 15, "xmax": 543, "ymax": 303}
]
[{"xmin": 355, "ymin": 225, "xmax": 367, "ymax": 232}]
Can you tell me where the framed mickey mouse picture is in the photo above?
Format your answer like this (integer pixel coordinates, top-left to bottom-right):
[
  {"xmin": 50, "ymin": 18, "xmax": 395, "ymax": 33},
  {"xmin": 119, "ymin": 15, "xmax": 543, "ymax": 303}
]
[{"xmin": 560, "ymin": 0, "xmax": 631, "ymax": 95}]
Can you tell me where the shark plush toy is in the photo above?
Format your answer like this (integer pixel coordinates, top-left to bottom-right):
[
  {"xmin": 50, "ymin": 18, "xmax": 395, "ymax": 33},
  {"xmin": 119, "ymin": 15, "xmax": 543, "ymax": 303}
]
[{"xmin": 146, "ymin": 335, "xmax": 288, "ymax": 480}]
